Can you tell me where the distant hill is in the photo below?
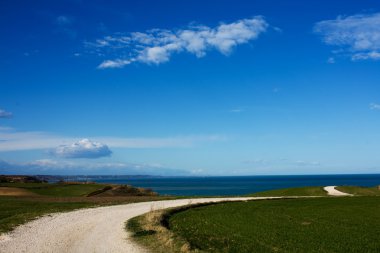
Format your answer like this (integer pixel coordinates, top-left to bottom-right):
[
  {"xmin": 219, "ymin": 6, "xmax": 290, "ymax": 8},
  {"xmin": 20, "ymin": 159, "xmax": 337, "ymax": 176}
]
[{"xmin": 0, "ymin": 175, "xmax": 47, "ymax": 183}]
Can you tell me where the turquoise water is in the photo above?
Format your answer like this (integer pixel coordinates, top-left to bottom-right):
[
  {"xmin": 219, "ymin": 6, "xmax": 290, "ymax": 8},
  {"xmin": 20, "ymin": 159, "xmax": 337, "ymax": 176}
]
[{"xmin": 86, "ymin": 174, "xmax": 380, "ymax": 196}]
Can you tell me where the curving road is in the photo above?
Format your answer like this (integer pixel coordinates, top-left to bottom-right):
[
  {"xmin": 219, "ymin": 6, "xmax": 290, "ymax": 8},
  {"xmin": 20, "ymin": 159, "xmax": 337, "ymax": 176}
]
[
  {"xmin": 0, "ymin": 197, "xmax": 282, "ymax": 253},
  {"xmin": 323, "ymin": 186, "xmax": 353, "ymax": 196}
]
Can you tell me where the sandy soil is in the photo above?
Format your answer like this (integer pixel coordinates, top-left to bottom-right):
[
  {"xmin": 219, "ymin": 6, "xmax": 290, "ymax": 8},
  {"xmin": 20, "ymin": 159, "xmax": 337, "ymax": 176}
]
[
  {"xmin": 0, "ymin": 197, "xmax": 280, "ymax": 253},
  {"xmin": 0, "ymin": 187, "xmax": 36, "ymax": 196},
  {"xmin": 324, "ymin": 186, "xmax": 353, "ymax": 196}
]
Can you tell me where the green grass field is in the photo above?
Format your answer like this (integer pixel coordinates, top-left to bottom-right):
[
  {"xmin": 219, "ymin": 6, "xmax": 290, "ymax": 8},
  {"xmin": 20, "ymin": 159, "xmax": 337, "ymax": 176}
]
[
  {"xmin": 248, "ymin": 186, "xmax": 328, "ymax": 197},
  {"xmin": 0, "ymin": 197, "xmax": 95, "ymax": 233},
  {"xmin": 167, "ymin": 197, "xmax": 380, "ymax": 253},
  {"xmin": 336, "ymin": 186, "xmax": 380, "ymax": 196},
  {"xmin": 27, "ymin": 183, "xmax": 108, "ymax": 197},
  {"xmin": 0, "ymin": 182, "xmax": 50, "ymax": 188}
]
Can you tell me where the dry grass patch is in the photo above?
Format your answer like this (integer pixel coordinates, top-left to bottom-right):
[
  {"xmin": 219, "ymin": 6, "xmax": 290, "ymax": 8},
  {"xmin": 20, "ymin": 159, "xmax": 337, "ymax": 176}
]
[{"xmin": 127, "ymin": 203, "xmax": 206, "ymax": 253}]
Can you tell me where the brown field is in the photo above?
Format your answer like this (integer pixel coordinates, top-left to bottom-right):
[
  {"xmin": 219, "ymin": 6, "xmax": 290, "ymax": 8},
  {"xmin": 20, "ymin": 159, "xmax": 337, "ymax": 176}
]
[{"xmin": 0, "ymin": 187, "xmax": 37, "ymax": 196}]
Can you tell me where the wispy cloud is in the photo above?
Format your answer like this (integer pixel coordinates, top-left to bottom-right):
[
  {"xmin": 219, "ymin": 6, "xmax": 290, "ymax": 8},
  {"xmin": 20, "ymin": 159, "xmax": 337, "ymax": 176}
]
[
  {"xmin": 0, "ymin": 109, "xmax": 12, "ymax": 119},
  {"xmin": 314, "ymin": 13, "xmax": 380, "ymax": 61},
  {"xmin": 243, "ymin": 159, "xmax": 268, "ymax": 165},
  {"xmin": 370, "ymin": 103, "xmax": 380, "ymax": 110},
  {"xmin": 98, "ymin": 59, "xmax": 132, "ymax": 69},
  {"xmin": 56, "ymin": 15, "xmax": 73, "ymax": 26},
  {"xmin": 243, "ymin": 158, "xmax": 321, "ymax": 167},
  {"xmin": 50, "ymin": 139, "xmax": 112, "ymax": 159},
  {"xmin": 294, "ymin": 160, "xmax": 321, "ymax": 166},
  {"xmin": 0, "ymin": 127, "xmax": 224, "ymax": 152},
  {"xmin": 88, "ymin": 17, "xmax": 269, "ymax": 68},
  {"xmin": 229, "ymin": 108, "xmax": 245, "ymax": 113},
  {"xmin": 0, "ymin": 159, "xmax": 188, "ymax": 175},
  {"xmin": 327, "ymin": 57, "xmax": 335, "ymax": 64},
  {"xmin": 54, "ymin": 15, "xmax": 77, "ymax": 38}
]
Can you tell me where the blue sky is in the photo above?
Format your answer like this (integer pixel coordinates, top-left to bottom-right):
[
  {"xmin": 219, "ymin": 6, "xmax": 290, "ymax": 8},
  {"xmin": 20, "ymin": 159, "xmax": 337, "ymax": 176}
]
[{"xmin": 1, "ymin": 0, "xmax": 380, "ymax": 175}]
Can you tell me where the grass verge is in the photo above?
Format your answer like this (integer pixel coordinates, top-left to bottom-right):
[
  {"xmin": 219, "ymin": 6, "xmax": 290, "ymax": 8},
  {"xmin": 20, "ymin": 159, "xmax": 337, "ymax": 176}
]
[
  {"xmin": 127, "ymin": 203, "xmax": 210, "ymax": 253},
  {"xmin": 248, "ymin": 186, "xmax": 328, "ymax": 197}
]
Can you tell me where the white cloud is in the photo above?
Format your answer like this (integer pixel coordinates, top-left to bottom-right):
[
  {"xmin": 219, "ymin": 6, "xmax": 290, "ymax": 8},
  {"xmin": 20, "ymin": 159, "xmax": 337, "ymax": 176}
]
[
  {"xmin": 90, "ymin": 17, "xmax": 269, "ymax": 68},
  {"xmin": 0, "ymin": 109, "xmax": 12, "ymax": 118},
  {"xmin": 352, "ymin": 51, "xmax": 380, "ymax": 61},
  {"xmin": 97, "ymin": 59, "xmax": 132, "ymax": 68},
  {"xmin": 370, "ymin": 103, "xmax": 380, "ymax": 110},
  {"xmin": 50, "ymin": 139, "xmax": 112, "ymax": 159},
  {"xmin": 314, "ymin": 13, "xmax": 380, "ymax": 61},
  {"xmin": 0, "ymin": 127, "xmax": 224, "ymax": 152}
]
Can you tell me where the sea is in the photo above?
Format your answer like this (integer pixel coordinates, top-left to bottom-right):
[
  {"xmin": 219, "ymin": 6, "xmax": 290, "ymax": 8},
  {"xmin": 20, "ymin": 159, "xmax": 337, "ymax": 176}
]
[{"xmin": 73, "ymin": 174, "xmax": 380, "ymax": 196}]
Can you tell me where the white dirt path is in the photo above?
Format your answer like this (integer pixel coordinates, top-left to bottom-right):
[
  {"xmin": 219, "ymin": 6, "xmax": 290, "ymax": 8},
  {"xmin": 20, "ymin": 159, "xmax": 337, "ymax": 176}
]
[
  {"xmin": 324, "ymin": 186, "xmax": 353, "ymax": 196},
  {"xmin": 0, "ymin": 197, "xmax": 282, "ymax": 253}
]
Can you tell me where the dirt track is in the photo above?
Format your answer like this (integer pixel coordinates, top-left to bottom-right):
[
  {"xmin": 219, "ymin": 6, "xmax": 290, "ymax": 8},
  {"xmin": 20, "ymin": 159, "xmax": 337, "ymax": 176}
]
[
  {"xmin": 0, "ymin": 197, "xmax": 268, "ymax": 253},
  {"xmin": 323, "ymin": 186, "xmax": 352, "ymax": 196}
]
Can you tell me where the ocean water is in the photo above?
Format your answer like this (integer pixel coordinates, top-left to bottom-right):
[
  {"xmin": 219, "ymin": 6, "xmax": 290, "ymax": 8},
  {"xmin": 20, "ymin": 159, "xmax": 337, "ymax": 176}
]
[
  {"xmin": 87, "ymin": 174, "xmax": 380, "ymax": 196},
  {"xmin": 85, "ymin": 174, "xmax": 380, "ymax": 196}
]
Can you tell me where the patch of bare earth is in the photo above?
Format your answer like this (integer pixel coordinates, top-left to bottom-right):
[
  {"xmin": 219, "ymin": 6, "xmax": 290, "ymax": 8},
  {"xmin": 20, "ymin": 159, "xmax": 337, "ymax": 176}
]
[{"xmin": 0, "ymin": 187, "xmax": 37, "ymax": 196}]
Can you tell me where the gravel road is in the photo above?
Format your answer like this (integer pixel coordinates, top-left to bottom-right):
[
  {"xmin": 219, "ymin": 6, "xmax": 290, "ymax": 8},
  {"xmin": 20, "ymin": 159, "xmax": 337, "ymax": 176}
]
[
  {"xmin": 0, "ymin": 197, "xmax": 271, "ymax": 253},
  {"xmin": 323, "ymin": 186, "xmax": 353, "ymax": 196}
]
